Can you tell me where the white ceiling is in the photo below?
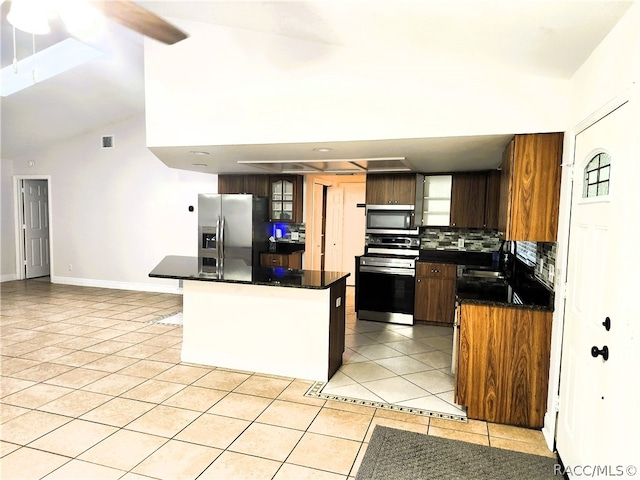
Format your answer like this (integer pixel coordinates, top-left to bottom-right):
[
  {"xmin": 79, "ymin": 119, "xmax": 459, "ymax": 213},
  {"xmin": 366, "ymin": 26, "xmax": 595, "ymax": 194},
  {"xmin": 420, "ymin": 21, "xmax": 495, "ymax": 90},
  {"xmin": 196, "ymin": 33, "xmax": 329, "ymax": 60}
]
[{"xmin": 0, "ymin": 0, "xmax": 634, "ymax": 173}]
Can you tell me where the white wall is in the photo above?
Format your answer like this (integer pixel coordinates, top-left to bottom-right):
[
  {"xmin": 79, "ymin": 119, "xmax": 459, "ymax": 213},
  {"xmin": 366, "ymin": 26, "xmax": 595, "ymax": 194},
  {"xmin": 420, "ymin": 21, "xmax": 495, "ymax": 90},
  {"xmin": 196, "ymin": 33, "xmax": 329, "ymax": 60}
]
[
  {"xmin": 0, "ymin": 156, "xmax": 16, "ymax": 281},
  {"xmin": 543, "ymin": 1, "xmax": 639, "ymax": 447},
  {"xmin": 144, "ymin": 18, "xmax": 570, "ymax": 148},
  {"xmin": 0, "ymin": 114, "xmax": 217, "ymax": 292}
]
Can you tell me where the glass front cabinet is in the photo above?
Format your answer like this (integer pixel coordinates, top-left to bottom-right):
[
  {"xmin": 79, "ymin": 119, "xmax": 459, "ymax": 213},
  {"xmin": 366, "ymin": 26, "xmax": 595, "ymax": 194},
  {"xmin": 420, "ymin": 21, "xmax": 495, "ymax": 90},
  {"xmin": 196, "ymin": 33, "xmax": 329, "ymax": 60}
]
[{"xmin": 270, "ymin": 176, "xmax": 303, "ymax": 223}]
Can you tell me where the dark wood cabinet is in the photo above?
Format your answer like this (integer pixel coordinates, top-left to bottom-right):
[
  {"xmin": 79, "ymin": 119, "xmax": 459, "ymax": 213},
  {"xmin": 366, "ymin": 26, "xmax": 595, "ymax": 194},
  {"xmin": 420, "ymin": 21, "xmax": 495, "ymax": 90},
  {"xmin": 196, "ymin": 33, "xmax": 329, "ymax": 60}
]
[
  {"xmin": 365, "ymin": 174, "xmax": 416, "ymax": 205},
  {"xmin": 484, "ymin": 170, "xmax": 501, "ymax": 230},
  {"xmin": 219, "ymin": 174, "xmax": 303, "ymax": 223},
  {"xmin": 450, "ymin": 173, "xmax": 487, "ymax": 228},
  {"xmin": 270, "ymin": 176, "xmax": 304, "ymax": 223},
  {"xmin": 218, "ymin": 174, "xmax": 269, "ymax": 197},
  {"xmin": 498, "ymin": 133, "xmax": 563, "ymax": 241},
  {"xmin": 260, "ymin": 251, "xmax": 302, "ymax": 269},
  {"xmin": 414, "ymin": 262, "xmax": 456, "ymax": 324},
  {"xmin": 455, "ymin": 303, "xmax": 552, "ymax": 428}
]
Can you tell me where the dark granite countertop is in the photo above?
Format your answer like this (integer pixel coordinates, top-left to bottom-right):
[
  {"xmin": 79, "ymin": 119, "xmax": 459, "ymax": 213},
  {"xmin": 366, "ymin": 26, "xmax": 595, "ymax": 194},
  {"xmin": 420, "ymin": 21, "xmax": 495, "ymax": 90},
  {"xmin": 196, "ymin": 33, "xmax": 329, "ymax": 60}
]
[
  {"xmin": 149, "ymin": 255, "xmax": 349, "ymax": 289},
  {"xmin": 419, "ymin": 249, "xmax": 554, "ymax": 311},
  {"xmin": 419, "ymin": 249, "xmax": 495, "ymax": 266},
  {"xmin": 456, "ymin": 276, "xmax": 554, "ymax": 311},
  {"xmin": 264, "ymin": 242, "xmax": 305, "ymax": 255}
]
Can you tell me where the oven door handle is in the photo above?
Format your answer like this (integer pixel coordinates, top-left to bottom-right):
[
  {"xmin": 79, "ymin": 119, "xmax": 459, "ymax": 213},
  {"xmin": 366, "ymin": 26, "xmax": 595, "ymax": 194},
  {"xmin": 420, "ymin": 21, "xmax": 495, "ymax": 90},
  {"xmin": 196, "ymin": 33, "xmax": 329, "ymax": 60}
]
[{"xmin": 360, "ymin": 266, "xmax": 415, "ymax": 276}]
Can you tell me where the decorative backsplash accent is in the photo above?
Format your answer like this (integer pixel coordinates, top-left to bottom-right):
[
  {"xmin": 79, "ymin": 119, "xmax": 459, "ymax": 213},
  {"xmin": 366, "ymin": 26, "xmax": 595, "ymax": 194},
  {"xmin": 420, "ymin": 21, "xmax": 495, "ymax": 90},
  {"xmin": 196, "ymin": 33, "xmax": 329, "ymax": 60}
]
[{"xmin": 419, "ymin": 227, "xmax": 502, "ymax": 252}]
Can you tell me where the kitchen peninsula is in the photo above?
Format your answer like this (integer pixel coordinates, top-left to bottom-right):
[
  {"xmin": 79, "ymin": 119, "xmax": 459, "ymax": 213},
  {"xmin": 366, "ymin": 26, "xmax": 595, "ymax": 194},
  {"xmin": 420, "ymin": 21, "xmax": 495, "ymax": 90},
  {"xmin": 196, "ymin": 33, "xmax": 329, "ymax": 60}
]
[{"xmin": 149, "ymin": 255, "xmax": 349, "ymax": 382}]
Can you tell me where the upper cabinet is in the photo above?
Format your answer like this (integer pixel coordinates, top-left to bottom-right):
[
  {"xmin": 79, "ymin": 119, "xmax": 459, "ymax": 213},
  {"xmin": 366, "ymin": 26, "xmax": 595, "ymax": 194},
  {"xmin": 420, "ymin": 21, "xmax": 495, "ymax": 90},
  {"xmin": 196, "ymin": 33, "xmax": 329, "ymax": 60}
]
[
  {"xmin": 218, "ymin": 175, "xmax": 269, "ymax": 197},
  {"xmin": 415, "ymin": 175, "xmax": 452, "ymax": 226},
  {"xmin": 450, "ymin": 173, "xmax": 487, "ymax": 228},
  {"xmin": 270, "ymin": 176, "xmax": 304, "ymax": 223},
  {"xmin": 484, "ymin": 170, "xmax": 501, "ymax": 230},
  {"xmin": 218, "ymin": 174, "xmax": 303, "ymax": 222},
  {"xmin": 365, "ymin": 174, "xmax": 416, "ymax": 205},
  {"xmin": 498, "ymin": 133, "xmax": 563, "ymax": 242}
]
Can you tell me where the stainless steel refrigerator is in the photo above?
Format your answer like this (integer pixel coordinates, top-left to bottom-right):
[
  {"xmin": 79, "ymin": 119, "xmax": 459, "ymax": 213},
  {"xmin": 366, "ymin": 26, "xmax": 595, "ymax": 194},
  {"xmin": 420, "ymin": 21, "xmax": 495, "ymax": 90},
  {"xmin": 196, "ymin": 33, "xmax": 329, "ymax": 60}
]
[{"xmin": 198, "ymin": 194, "xmax": 269, "ymax": 272}]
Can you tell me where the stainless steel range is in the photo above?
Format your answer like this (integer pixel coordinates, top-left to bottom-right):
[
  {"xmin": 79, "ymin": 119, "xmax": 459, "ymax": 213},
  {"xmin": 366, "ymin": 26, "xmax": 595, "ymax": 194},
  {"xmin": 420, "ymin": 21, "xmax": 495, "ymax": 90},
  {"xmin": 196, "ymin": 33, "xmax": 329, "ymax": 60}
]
[{"xmin": 355, "ymin": 234, "xmax": 420, "ymax": 325}]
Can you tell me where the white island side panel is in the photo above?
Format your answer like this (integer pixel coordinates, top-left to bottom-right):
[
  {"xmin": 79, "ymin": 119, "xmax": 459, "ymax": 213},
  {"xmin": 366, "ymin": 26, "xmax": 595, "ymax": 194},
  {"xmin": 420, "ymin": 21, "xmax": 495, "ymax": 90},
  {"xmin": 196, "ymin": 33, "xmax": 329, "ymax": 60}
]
[{"xmin": 181, "ymin": 280, "xmax": 331, "ymax": 381}]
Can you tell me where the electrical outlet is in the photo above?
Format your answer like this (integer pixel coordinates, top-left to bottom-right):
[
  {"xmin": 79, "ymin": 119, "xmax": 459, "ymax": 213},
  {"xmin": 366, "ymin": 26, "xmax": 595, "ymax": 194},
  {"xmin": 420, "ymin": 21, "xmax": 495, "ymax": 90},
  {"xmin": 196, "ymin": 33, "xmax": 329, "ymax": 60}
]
[
  {"xmin": 291, "ymin": 232, "xmax": 299, "ymax": 241},
  {"xmin": 68, "ymin": 264, "xmax": 73, "ymax": 271},
  {"xmin": 549, "ymin": 264, "xmax": 555, "ymax": 283},
  {"xmin": 457, "ymin": 238, "xmax": 465, "ymax": 248}
]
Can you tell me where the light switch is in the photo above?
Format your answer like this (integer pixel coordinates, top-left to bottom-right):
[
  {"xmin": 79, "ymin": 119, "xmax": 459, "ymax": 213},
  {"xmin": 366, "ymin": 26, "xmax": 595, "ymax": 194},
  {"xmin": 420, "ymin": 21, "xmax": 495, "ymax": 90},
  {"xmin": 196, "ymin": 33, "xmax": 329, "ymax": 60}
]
[{"xmin": 336, "ymin": 297, "xmax": 342, "ymax": 308}]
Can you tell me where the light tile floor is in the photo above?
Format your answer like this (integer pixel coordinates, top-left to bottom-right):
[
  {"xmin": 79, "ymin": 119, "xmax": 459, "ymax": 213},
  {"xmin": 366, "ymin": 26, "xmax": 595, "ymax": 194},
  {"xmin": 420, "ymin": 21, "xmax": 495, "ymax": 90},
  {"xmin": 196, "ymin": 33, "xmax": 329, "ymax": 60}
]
[
  {"xmin": 1, "ymin": 280, "xmax": 555, "ymax": 479},
  {"xmin": 319, "ymin": 293, "xmax": 465, "ymax": 419}
]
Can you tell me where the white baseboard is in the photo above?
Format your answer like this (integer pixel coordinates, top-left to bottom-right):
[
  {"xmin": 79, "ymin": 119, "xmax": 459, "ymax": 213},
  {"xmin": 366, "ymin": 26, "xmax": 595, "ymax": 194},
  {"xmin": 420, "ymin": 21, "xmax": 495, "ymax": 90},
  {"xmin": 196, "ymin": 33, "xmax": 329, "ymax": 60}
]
[
  {"xmin": 50, "ymin": 275, "xmax": 183, "ymax": 294},
  {"xmin": 0, "ymin": 273, "xmax": 18, "ymax": 283},
  {"xmin": 542, "ymin": 411, "xmax": 556, "ymax": 451}
]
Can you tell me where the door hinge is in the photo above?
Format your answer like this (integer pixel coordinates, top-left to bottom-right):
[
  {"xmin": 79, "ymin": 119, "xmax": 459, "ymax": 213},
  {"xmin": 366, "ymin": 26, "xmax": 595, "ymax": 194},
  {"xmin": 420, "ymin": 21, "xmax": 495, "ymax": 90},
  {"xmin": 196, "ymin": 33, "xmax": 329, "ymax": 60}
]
[
  {"xmin": 554, "ymin": 396, "xmax": 560, "ymax": 413},
  {"xmin": 562, "ymin": 163, "xmax": 574, "ymax": 182}
]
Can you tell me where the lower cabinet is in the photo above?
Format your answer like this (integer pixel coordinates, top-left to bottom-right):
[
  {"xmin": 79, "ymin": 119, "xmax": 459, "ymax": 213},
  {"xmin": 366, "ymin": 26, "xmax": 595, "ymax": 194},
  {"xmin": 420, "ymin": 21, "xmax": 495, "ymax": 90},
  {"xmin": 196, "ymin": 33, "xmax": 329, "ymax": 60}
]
[
  {"xmin": 414, "ymin": 262, "xmax": 456, "ymax": 324},
  {"xmin": 454, "ymin": 303, "xmax": 552, "ymax": 428},
  {"xmin": 260, "ymin": 252, "xmax": 303, "ymax": 269}
]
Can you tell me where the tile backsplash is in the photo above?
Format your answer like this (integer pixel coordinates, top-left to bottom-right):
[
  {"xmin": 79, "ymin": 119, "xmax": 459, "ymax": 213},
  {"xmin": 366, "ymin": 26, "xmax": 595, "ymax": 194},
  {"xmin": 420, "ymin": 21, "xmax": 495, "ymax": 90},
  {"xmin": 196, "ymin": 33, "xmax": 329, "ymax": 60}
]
[
  {"xmin": 419, "ymin": 227, "xmax": 557, "ymax": 291},
  {"xmin": 419, "ymin": 227, "xmax": 502, "ymax": 252},
  {"xmin": 536, "ymin": 242, "xmax": 557, "ymax": 290},
  {"xmin": 271, "ymin": 222, "xmax": 306, "ymax": 243},
  {"xmin": 515, "ymin": 240, "xmax": 557, "ymax": 290}
]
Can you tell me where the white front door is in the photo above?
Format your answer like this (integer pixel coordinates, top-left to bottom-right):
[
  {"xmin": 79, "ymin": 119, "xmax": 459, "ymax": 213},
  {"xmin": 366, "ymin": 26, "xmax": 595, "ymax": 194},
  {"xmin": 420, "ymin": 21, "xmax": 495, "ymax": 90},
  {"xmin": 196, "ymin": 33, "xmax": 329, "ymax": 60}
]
[
  {"xmin": 556, "ymin": 99, "xmax": 639, "ymax": 475},
  {"xmin": 22, "ymin": 179, "xmax": 50, "ymax": 279}
]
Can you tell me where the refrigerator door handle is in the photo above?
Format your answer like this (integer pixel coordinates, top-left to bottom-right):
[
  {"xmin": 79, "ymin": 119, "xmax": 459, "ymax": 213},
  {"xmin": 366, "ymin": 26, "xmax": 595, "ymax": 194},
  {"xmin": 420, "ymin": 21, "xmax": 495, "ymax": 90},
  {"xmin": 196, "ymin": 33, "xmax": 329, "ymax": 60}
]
[
  {"xmin": 216, "ymin": 216, "xmax": 221, "ymax": 262},
  {"xmin": 220, "ymin": 216, "xmax": 226, "ymax": 258}
]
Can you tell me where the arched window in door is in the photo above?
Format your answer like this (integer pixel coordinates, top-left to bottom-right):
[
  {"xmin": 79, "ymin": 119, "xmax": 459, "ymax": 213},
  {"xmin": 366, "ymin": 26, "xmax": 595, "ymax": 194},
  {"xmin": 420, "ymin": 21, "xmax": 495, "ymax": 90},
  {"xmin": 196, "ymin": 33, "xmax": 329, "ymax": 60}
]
[{"xmin": 583, "ymin": 152, "xmax": 611, "ymax": 198}]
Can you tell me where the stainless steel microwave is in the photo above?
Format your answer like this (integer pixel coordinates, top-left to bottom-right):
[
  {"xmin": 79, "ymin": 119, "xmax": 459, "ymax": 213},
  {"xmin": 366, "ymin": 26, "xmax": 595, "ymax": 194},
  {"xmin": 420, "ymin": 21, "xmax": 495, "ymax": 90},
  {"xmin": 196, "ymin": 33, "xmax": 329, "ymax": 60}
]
[{"xmin": 365, "ymin": 205, "xmax": 419, "ymax": 235}]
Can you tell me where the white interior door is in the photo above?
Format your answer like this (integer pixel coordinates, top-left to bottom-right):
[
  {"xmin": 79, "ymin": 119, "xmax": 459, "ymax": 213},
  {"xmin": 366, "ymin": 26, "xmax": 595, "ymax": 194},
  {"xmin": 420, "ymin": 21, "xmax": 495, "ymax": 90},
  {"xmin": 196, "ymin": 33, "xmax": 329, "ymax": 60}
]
[
  {"xmin": 310, "ymin": 182, "xmax": 326, "ymax": 271},
  {"xmin": 324, "ymin": 187, "xmax": 344, "ymax": 272},
  {"xmin": 556, "ymin": 100, "xmax": 639, "ymax": 474},
  {"xmin": 341, "ymin": 183, "xmax": 366, "ymax": 286},
  {"xmin": 22, "ymin": 179, "xmax": 50, "ymax": 278}
]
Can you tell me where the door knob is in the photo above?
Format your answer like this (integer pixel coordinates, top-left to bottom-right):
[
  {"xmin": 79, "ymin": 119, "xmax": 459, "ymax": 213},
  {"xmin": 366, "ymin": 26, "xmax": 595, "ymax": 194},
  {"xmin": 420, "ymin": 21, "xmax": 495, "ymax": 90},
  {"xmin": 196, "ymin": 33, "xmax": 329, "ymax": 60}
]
[
  {"xmin": 602, "ymin": 317, "xmax": 611, "ymax": 331},
  {"xmin": 591, "ymin": 345, "xmax": 609, "ymax": 361}
]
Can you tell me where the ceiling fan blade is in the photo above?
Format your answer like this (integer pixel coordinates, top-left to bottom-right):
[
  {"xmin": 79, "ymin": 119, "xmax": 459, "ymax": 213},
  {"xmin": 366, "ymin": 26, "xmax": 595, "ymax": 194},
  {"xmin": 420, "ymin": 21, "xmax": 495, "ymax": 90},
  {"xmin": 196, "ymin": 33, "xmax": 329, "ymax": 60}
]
[{"xmin": 90, "ymin": 0, "xmax": 188, "ymax": 45}]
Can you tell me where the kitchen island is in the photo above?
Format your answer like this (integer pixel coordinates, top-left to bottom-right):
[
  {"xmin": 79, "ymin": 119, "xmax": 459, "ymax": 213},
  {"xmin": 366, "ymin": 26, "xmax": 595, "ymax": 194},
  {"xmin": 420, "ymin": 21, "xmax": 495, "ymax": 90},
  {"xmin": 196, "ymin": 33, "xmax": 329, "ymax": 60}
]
[{"xmin": 149, "ymin": 255, "xmax": 349, "ymax": 382}]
